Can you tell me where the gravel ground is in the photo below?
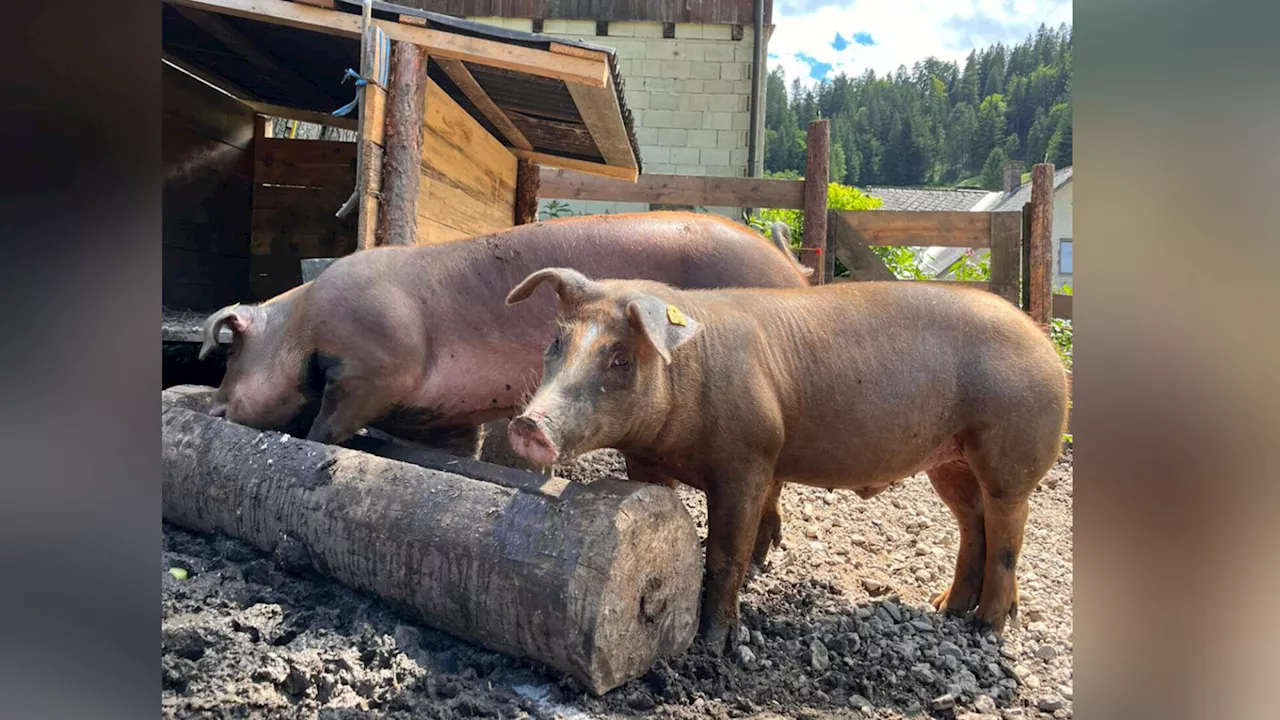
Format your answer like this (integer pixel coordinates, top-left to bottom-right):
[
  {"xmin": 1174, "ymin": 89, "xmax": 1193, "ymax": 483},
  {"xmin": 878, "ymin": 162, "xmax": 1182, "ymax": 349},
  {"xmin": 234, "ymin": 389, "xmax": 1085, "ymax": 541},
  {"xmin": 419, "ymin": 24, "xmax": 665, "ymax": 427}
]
[{"xmin": 162, "ymin": 448, "xmax": 1073, "ymax": 720}]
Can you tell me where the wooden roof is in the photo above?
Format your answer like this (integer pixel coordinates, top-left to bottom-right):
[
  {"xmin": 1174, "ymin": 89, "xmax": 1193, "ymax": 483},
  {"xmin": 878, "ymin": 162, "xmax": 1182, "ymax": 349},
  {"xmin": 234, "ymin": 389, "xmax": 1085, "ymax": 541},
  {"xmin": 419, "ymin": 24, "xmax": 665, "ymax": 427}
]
[{"xmin": 162, "ymin": 0, "xmax": 641, "ymax": 178}]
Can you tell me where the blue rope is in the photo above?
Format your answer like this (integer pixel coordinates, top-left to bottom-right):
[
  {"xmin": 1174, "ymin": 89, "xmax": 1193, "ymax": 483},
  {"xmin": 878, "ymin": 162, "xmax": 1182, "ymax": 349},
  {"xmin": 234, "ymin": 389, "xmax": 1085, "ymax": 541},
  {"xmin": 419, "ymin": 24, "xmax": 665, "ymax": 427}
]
[{"xmin": 331, "ymin": 28, "xmax": 391, "ymax": 118}]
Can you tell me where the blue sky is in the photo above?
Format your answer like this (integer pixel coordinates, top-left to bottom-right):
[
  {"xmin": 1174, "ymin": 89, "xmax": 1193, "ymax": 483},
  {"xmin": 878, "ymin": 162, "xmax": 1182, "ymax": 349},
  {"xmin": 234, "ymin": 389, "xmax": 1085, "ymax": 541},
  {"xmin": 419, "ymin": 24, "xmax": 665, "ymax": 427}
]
[{"xmin": 770, "ymin": 0, "xmax": 1072, "ymax": 85}]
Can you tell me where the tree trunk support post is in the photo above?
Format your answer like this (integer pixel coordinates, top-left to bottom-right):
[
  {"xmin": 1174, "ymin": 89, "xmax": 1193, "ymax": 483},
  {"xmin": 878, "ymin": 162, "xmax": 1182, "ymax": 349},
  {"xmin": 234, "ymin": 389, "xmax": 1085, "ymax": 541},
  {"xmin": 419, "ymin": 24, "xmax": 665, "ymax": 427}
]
[
  {"xmin": 515, "ymin": 158, "xmax": 540, "ymax": 225},
  {"xmin": 376, "ymin": 41, "xmax": 428, "ymax": 247},
  {"xmin": 802, "ymin": 119, "xmax": 830, "ymax": 284},
  {"xmin": 1028, "ymin": 163, "xmax": 1055, "ymax": 328}
]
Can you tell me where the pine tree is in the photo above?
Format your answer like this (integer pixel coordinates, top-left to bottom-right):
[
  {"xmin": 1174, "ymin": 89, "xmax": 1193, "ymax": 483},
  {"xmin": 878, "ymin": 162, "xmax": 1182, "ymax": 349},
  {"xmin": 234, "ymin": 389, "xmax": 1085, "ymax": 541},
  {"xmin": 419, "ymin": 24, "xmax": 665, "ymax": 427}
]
[
  {"xmin": 752, "ymin": 23, "xmax": 1070, "ymax": 185},
  {"xmin": 1047, "ymin": 102, "xmax": 1073, "ymax": 166},
  {"xmin": 979, "ymin": 147, "xmax": 1009, "ymax": 190}
]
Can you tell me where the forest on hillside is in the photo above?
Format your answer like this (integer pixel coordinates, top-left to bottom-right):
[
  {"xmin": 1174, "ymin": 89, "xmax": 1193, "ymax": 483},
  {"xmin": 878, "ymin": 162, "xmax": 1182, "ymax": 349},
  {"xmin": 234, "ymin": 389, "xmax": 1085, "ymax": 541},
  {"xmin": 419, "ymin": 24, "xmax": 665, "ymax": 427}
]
[{"xmin": 764, "ymin": 23, "xmax": 1073, "ymax": 189}]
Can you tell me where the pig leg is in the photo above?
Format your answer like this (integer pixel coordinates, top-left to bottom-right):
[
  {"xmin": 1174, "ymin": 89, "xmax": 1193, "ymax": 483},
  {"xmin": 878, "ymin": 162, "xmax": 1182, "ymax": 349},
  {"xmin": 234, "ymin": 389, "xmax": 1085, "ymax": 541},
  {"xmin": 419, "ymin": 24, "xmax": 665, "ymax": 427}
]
[
  {"xmin": 412, "ymin": 424, "xmax": 486, "ymax": 460},
  {"xmin": 751, "ymin": 481, "xmax": 785, "ymax": 568},
  {"xmin": 306, "ymin": 373, "xmax": 409, "ymax": 446},
  {"xmin": 973, "ymin": 490, "xmax": 1031, "ymax": 633},
  {"xmin": 700, "ymin": 469, "xmax": 773, "ymax": 655},
  {"xmin": 927, "ymin": 461, "xmax": 986, "ymax": 615},
  {"xmin": 622, "ymin": 454, "xmax": 677, "ymax": 489}
]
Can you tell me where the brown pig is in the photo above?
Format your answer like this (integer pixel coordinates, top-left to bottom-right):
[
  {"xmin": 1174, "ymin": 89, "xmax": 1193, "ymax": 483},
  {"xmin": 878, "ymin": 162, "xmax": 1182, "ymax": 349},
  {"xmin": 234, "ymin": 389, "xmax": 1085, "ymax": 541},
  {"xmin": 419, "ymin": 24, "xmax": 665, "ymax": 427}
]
[
  {"xmin": 197, "ymin": 212, "xmax": 811, "ymax": 454},
  {"xmin": 505, "ymin": 268, "xmax": 1069, "ymax": 653}
]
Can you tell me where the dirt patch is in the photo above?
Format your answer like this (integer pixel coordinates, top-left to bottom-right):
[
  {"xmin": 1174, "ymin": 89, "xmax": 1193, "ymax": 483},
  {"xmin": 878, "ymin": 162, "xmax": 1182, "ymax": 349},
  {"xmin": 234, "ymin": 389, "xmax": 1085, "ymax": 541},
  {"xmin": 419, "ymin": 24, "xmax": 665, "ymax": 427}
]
[{"xmin": 163, "ymin": 450, "xmax": 1073, "ymax": 720}]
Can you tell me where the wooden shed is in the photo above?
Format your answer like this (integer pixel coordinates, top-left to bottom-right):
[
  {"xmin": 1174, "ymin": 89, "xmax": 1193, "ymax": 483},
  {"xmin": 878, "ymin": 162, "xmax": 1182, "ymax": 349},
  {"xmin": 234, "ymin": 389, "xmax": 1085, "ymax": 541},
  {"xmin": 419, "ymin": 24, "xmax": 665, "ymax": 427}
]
[{"xmin": 162, "ymin": 0, "xmax": 640, "ymax": 312}]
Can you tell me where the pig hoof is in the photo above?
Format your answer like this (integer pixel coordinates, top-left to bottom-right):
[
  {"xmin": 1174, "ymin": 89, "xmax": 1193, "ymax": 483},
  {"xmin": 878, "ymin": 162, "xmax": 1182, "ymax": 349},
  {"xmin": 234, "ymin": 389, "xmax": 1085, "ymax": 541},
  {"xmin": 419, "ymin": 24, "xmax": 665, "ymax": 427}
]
[
  {"xmin": 700, "ymin": 621, "xmax": 733, "ymax": 657},
  {"xmin": 931, "ymin": 583, "xmax": 981, "ymax": 616},
  {"xmin": 972, "ymin": 601, "xmax": 1016, "ymax": 635}
]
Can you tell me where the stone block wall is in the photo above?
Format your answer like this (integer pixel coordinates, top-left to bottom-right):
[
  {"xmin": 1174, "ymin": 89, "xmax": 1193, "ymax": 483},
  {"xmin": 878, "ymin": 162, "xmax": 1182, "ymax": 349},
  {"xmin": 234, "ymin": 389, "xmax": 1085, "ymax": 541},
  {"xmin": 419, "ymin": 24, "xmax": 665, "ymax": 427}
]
[{"xmin": 465, "ymin": 18, "xmax": 770, "ymax": 220}]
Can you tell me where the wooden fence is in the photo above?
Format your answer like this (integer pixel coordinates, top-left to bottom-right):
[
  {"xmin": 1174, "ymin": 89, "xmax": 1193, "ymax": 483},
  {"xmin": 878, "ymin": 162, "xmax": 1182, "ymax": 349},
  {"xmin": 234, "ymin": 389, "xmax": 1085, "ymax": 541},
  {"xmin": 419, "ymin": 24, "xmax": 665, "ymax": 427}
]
[{"xmin": 537, "ymin": 118, "xmax": 1071, "ymax": 323}]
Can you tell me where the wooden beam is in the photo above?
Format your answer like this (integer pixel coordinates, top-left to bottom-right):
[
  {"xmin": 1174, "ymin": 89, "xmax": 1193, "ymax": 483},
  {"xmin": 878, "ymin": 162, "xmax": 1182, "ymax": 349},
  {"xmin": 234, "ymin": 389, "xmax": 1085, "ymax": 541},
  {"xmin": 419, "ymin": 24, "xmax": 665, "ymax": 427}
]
[
  {"xmin": 434, "ymin": 57, "xmax": 532, "ymax": 151},
  {"xmin": 240, "ymin": 100, "xmax": 358, "ymax": 130},
  {"xmin": 987, "ymin": 211, "xmax": 1022, "ymax": 305},
  {"xmin": 802, "ymin": 119, "xmax": 829, "ymax": 283},
  {"xmin": 166, "ymin": 0, "xmax": 609, "ymax": 86},
  {"xmin": 828, "ymin": 212, "xmax": 897, "ymax": 282},
  {"xmin": 514, "ymin": 150, "xmax": 637, "ymax": 181},
  {"xmin": 1028, "ymin": 163, "xmax": 1056, "ymax": 327},
  {"xmin": 831, "ymin": 211, "xmax": 1001, "ymax": 248},
  {"xmin": 550, "ymin": 42, "xmax": 609, "ymax": 63},
  {"xmin": 162, "ymin": 53, "xmax": 259, "ymax": 102},
  {"xmin": 538, "ymin": 168, "xmax": 806, "ymax": 208},
  {"xmin": 376, "ymin": 41, "xmax": 428, "ymax": 247},
  {"xmin": 1021, "ymin": 202, "xmax": 1033, "ymax": 311},
  {"xmin": 1052, "ymin": 293, "xmax": 1072, "ymax": 320},
  {"xmin": 172, "ymin": 4, "xmax": 334, "ymax": 107},
  {"xmin": 565, "ymin": 72, "xmax": 637, "ymax": 170},
  {"xmin": 377, "ymin": 21, "xmax": 609, "ymax": 88},
  {"xmin": 515, "ymin": 159, "xmax": 540, "ymax": 225}
]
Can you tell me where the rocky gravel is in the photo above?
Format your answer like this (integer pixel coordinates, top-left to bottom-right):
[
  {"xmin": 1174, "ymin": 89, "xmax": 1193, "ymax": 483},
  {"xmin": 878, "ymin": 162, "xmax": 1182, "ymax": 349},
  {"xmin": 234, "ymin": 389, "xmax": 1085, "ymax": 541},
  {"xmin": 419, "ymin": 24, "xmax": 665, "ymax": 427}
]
[{"xmin": 162, "ymin": 448, "xmax": 1073, "ymax": 719}]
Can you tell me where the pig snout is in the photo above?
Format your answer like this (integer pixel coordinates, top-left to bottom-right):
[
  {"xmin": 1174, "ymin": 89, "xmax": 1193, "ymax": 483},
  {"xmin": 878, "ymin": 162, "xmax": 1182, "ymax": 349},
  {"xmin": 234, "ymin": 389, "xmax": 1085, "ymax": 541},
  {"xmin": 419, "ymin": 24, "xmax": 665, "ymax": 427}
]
[{"xmin": 507, "ymin": 413, "xmax": 559, "ymax": 468}]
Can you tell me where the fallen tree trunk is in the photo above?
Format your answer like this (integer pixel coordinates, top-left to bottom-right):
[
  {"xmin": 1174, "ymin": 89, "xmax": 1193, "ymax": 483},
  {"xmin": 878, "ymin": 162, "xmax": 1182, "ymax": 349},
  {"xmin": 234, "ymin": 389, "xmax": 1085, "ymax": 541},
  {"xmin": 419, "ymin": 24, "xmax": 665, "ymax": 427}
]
[{"xmin": 161, "ymin": 385, "xmax": 701, "ymax": 695}]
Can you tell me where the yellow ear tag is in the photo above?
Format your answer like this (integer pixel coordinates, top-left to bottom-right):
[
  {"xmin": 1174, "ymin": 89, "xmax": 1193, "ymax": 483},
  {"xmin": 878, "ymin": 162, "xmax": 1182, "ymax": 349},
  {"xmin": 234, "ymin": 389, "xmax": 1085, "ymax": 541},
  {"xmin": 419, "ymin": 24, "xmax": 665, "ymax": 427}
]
[{"xmin": 666, "ymin": 304, "xmax": 688, "ymax": 326}]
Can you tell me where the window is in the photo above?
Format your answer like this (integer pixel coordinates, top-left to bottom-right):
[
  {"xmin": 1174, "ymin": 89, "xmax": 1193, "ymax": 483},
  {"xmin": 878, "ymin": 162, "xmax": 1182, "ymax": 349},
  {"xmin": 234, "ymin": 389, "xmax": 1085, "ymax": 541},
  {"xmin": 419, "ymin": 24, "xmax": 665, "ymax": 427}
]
[{"xmin": 1059, "ymin": 238, "xmax": 1073, "ymax": 275}]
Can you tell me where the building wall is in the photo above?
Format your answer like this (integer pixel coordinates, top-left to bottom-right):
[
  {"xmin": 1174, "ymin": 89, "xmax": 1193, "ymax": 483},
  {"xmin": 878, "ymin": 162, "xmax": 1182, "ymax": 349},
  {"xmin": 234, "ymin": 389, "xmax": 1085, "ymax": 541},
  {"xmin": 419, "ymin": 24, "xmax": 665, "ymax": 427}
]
[
  {"xmin": 466, "ymin": 18, "xmax": 768, "ymax": 220},
  {"xmin": 1052, "ymin": 183, "xmax": 1073, "ymax": 291}
]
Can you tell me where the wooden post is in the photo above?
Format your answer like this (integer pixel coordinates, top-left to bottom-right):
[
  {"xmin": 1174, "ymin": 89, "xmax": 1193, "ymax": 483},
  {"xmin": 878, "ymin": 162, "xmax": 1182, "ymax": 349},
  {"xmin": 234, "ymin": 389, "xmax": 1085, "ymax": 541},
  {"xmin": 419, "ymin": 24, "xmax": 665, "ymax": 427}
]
[
  {"xmin": 515, "ymin": 159, "xmax": 540, "ymax": 225},
  {"xmin": 162, "ymin": 386, "xmax": 702, "ymax": 696},
  {"xmin": 987, "ymin": 212, "xmax": 1022, "ymax": 305},
  {"xmin": 334, "ymin": 2, "xmax": 389, "ymax": 251},
  {"xmin": 375, "ymin": 41, "xmax": 428, "ymax": 247},
  {"xmin": 1028, "ymin": 163, "xmax": 1055, "ymax": 327},
  {"xmin": 1021, "ymin": 202, "xmax": 1033, "ymax": 311},
  {"xmin": 802, "ymin": 119, "xmax": 829, "ymax": 284}
]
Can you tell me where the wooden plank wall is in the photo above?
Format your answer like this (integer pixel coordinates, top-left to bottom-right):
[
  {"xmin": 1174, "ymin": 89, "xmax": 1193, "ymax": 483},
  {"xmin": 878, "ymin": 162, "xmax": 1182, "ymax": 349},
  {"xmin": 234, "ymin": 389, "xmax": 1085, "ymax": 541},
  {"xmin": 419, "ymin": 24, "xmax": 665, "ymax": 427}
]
[
  {"xmin": 162, "ymin": 64, "xmax": 255, "ymax": 311},
  {"xmin": 392, "ymin": 0, "xmax": 769, "ymax": 25},
  {"xmin": 250, "ymin": 136, "xmax": 358, "ymax": 299},
  {"xmin": 416, "ymin": 78, "xmax": 518, "ymax": 245}
]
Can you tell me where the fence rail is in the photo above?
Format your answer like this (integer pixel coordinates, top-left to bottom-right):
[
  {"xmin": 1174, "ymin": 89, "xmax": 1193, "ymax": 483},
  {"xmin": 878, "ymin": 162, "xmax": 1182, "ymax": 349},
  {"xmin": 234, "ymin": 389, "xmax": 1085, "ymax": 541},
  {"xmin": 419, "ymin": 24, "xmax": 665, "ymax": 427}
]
[
  {"xmin": 534, "ymin": 135, "xmax": 1070, "ymax": 325},
  {"xmin": 539, "ymin": 168, "xmax": 807, "ymax": 209}
]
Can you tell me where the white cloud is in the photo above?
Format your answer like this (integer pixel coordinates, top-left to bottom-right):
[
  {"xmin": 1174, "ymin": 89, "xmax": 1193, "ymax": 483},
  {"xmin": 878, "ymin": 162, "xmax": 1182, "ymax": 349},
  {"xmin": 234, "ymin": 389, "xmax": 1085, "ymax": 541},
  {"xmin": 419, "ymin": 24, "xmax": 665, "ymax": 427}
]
[{"xmin": 769, "ymin": 0, "xmax": 1073, "ymax": 86}]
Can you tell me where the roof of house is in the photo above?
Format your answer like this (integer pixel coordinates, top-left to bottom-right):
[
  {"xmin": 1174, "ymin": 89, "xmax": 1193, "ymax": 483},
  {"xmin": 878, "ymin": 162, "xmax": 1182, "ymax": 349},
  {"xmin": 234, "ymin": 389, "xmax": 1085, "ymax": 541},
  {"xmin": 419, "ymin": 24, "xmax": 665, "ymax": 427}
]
[
  {"xmin": 864, "ymin": 186, "xmax": 995, "ymax": 212},
  {"xmin": 988, "ymin": 165, "xmax": 1073, "ymax": 211},
  {"xmin": 162, "ymin": 0, "xmax": 640, "ymax": 175}
]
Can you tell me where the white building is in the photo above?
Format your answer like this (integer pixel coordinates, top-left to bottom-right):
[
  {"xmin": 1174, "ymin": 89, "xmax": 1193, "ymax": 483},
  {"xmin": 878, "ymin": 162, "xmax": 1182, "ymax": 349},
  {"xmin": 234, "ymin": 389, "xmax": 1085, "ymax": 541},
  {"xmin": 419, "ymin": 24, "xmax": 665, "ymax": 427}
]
[{"xmin": 866, "ymin": 164, "xmax": 1074, "ymax": 291}]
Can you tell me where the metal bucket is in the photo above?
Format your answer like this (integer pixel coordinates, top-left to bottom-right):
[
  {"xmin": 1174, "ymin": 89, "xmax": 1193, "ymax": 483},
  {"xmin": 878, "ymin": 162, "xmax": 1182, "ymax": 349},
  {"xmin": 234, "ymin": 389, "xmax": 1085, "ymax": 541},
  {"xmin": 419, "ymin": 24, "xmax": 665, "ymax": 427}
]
[{"xmin": 300, "ymin": 258, "xmax": 338, "ymax": 284}]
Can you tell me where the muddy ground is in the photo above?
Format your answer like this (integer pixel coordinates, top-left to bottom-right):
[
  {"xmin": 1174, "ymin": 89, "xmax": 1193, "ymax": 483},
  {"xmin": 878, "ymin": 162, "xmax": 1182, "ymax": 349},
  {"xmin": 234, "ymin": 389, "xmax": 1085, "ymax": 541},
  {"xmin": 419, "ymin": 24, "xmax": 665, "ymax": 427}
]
[{"xmin": 163, "ymin": 449, "xmax": 1073, "ymax": 720}]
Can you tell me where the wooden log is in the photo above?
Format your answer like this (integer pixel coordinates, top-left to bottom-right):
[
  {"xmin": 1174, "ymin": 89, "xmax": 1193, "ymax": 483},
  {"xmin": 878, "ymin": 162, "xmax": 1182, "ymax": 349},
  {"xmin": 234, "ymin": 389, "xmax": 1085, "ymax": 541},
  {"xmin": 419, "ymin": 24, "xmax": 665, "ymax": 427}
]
[
  {"xmin": 377, "ymin": 41, "xmax": 428, "ymax": 247},
  {"xmin": 161, "ymin": 386, "xmax": 701, "ymax": 696},
  {"xmin": 802, "ymin": 119, "xmax": 829, "ymax": 283},
  {"xmin": 1028, "ymin": 163, "xmax": 1055, "ymax": 327},
  {"xmin": 515, "ymin": 159, "xmax": 540, "ymax": 225}
]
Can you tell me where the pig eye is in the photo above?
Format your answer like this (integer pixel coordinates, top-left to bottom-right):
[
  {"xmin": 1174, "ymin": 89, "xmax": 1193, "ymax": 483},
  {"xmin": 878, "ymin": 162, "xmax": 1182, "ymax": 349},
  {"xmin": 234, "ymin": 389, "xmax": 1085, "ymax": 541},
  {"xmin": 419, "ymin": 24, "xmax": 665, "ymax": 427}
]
[
  {"xmin": 549, "ymin": 335, "xmax": 563, "ymax": 355},
  {"xmin": 608, "ymin": 351, "xmax": 630, "ymax": 369}
]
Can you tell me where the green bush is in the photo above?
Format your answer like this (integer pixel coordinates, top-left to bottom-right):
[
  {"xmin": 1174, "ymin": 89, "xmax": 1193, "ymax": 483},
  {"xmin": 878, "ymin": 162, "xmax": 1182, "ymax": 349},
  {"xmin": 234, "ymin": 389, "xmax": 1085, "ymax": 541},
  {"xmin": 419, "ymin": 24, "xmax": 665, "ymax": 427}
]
[
  {"xmin": 747, "ymin": 181, "xmax": 882, "ymax": 244},
  {"xmin": 1050, "ymin": 317, "xmax": 1073, "ymax": 371}
]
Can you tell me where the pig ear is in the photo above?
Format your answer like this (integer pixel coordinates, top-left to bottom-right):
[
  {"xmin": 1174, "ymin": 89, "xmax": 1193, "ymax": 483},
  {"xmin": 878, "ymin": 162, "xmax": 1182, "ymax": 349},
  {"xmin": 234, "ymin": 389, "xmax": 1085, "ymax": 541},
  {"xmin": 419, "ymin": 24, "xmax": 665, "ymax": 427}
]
[
  {"xmin": 625, "ymin": 295, "xmax": 701, "ymax": 365},
  {"xmin": 505, "ymin": 267, "xmax": 598, "ymax": 308},
  {"xmin": 199, "ymin": 304, "xmax": 251, "ymax": 361}
]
